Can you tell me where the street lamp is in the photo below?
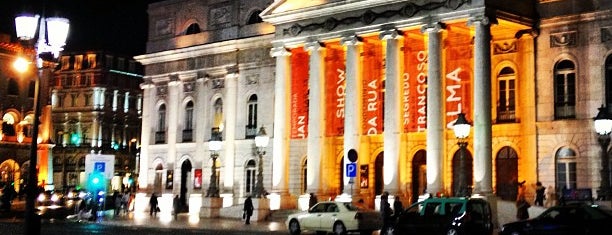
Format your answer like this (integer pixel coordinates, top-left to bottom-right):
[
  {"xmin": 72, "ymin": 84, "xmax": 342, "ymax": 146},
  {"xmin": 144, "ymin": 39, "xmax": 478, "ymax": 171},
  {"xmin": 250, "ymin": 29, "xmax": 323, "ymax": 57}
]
[
  {"xmin": 452, "ymin": 112, "xmax": 471, "ymax": 197},
  {"xmin": 206, "ymin": 132, "xmax": 222, "ymax": 197},
  {"xmin": 594, "ymin": 105, "xmax": 612, "ymax": 200},
  {"xmin": 252, "ymin": 126, "xmax": 269, "ymax": 198},
  {"xmin": 15, "ymin": 13, "xmax": 69, "ymax": 235}
]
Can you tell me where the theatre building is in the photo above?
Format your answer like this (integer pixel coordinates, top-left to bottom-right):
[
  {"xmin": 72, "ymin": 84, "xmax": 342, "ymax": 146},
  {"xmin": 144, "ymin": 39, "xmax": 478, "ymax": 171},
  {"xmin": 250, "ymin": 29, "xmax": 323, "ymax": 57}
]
[{"xmin": 136, "ymin": 0, "xmax": 612, "ymax": 215}]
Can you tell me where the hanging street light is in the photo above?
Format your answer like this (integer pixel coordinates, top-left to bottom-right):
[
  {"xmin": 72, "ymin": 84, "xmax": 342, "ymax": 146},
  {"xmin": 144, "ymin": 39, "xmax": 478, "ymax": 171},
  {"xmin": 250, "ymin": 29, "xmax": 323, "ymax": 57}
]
[
  {"xmin": 452, "ymin": 112, "xmax": 471, "ymax": 197},
  {"xmin": 594, "ymin": 105, "xmax": 612, "ymax": 200},
  {"xmin": 252, "ymin": 126, "xmax": 269, "ymax": 198},
  {"xmin": 15, "ymin": 12, "xmax": 69, "ymax": 235}
]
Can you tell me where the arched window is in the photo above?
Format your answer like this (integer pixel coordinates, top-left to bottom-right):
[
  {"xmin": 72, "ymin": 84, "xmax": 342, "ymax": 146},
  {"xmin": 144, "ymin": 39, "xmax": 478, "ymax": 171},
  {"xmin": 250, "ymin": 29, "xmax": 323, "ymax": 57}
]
[
  {"xmin": 185, "ymin": 23, "xmax": 201, "ymax": 35},
  {"xmin": 8, "ymin": 79, "xmax": 19, "ymax": 96},
  {"xmin": 556, "ymin": 147, "xmax": 577, "ymax": 192},
  {"xmin": 497, "ymin": 67, "xmax": 516, "ymax": 122},
  {"xmin": 2, "ymin": 113, "xmax": 17, "ymax": 136},
  {"xmin": 247, "ymin": 10, "xmax": 263, "ymax": 24},
  {"xmin": 554, "ymin": 60, "xmax": 576, "ymax": 119},
  {"xmin": 605, "ymin": 55, "xmax": 612, "ymax": 111},
  {"xmin": 246, "ymin": 95, "xmax": 258, "ymax": 138},
  {"xmin": 245, "ymin": 160, "xmax": 256, "ymax": 194},
  {"xmin": 213, "ymin": 98, "xmax": 224, "ymax": 136},
  {"xmin": 183, "ymin": 101, "xmax": 194, "ymax": 142}
]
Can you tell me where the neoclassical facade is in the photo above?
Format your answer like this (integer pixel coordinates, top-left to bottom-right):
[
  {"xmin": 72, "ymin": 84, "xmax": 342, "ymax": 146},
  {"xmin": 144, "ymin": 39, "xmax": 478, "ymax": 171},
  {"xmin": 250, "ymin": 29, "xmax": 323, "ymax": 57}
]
[{"xmin": 136, "ymin": 0, "xmax": 612, "ymax": 214}]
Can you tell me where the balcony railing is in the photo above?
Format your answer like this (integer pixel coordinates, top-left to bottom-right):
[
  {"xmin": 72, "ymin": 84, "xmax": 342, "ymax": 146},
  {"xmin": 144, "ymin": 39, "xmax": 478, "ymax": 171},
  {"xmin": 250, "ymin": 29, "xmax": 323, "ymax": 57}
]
[
  {"xmin": 245, "ymin": 125, "xmax": 257, "ymax": 139},
  {"xmin": 497, "ymin": 109, "xmax": 516, "ymax": 123},
  {"xmin": 182, "ymin": 129, "xmax": 193, "ymax": 142},
  {"xmin": 155, "ymin": 131, "xmax": 166, "ymax": 144}
]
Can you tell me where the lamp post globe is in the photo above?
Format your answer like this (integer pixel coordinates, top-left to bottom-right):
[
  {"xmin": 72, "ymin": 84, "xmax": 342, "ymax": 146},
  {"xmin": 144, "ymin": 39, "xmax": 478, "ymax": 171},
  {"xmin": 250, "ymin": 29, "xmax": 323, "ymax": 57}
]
[
  {"xmin": 594, "ymin": 105, "xmax": 612, "ymax": 200},
  {"xmin": 452, "ymin": 113, "xmax": 471, "ymax": 197},
  {"xmin": 15, "ymin": 12, "xmax": 69, "ymax": 235},
  {"xmin": 253, "ymin": 126, "xmax": 269, "ymax": 198},
  {"xmin": 206, "ymin": 134, "xmax": 222, "ymax": 197}
]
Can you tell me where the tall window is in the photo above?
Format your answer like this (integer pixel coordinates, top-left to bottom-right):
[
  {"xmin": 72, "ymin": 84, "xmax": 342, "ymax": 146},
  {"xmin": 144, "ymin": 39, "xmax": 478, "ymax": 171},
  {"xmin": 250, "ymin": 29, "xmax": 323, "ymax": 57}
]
[
  {"xmin": 605, "ymin": 55, "xmax": 612, "ymax": 112},
  {"xmin": 245, "ymin": 160, "xmax": 256, "ymax": 194},
  {"xmin": 158, "ymin": 104, "xmax": 166, "ymax": 131},
  {"xmin": 183, "ymin": 101, "xmax": 194, "ymax": 142},
  {"xmin": 213, "ymin": 98, "xmax": 224, "ymax": 133},
  {"xmin": 185, "ymin": 101, "xmax": 194, "ymax": 130},
  {"xmin": 554, "ymin": 60, "xmax": 576, "ymax": 119},
  {"xmin": 246, "ymin": 95, "xmax": 258, "ymax": 138},
  {"xmin": 28, "ymin": 81, "xmax": 35, "ymax": 98},
  {"xmin": 497, "ymin": 67, "xmax": 516, "ymax": 122},
  {"xmin": 8, "ymin": 79, "xmax": 18, "ymax": 96},
  {"xmin": 556, "ymin": 147, "xmax": 577, "ymax": 192}
]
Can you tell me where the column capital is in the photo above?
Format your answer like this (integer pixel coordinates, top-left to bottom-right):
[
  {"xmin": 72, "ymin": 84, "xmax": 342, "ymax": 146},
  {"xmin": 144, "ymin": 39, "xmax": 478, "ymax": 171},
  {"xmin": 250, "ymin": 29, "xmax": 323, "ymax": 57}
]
[
  {"xmin": 380, "ymin": 28, "xmax": 403, "ymax": 41},
  {"xmin": 305, "ymin": 41, "xmax": 325, "ymax": 52},
  {"xmin": 467, "ymin": 15, "xmax": 496, "ymax": 26},
  {"xmin": 270, "ymin": 46, "xmax": 291, "ymax": 57},
  {"xmin": 341, "ymin": 35, "xmax": 362, "ymax": 46},
  {"xmin": 421, "ymin": 22, "xmax": 446, "ymax": 33}
]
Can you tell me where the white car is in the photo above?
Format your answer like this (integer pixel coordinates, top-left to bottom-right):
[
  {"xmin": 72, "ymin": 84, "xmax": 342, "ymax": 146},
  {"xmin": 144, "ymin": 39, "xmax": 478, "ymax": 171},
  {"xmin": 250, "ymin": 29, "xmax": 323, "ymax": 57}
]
[{"xmin": 286, "ymin": 201, "xmax": 383, "ymax": 235}]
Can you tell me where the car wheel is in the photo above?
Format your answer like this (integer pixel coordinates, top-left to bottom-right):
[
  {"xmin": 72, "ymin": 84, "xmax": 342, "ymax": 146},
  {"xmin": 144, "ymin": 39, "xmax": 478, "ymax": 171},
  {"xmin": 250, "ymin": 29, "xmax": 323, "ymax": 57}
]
[
  {"xmin": 288, "ymin": 219, "xmax": 301, "ymax": 235},
  {"xmin": 333, "ymin": 221, "xmax": 347, "ymax": 235},
  {"xmin": 446, "ymin": 228, "xmax": 459, "ymax": 235}
]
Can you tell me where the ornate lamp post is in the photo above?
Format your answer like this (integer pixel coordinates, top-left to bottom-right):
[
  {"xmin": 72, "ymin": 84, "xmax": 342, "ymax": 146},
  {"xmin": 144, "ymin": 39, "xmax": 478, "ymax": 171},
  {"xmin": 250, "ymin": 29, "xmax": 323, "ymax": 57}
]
[
  {"xmin": 15, "ymin": 13, "xmax": 69, "ymax": 235},
  {"xmin": 594, "ymin": 105, "xmax": 612, "ymax": 200},
  {"xmin": 452, "ymin": 113, "xmax": 471, "ymax": 197},
  {"xmin": 252, "ymin": 126, "xmax": 269, "ymax": 198},
  {"xmin": 206, "ymin": 133, "xmax": 222, "ymax": 197}
]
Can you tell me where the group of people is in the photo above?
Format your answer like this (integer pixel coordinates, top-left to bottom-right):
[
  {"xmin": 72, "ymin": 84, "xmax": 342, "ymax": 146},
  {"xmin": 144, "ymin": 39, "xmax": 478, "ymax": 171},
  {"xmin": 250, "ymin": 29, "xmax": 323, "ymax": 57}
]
[
  {"xmin": 148, "ymin": 193, "xmax": 183, "ymax": 220},
  {"xmin": 515, "ymin": 181, "xmax": 549, "ymax": 221},
  {"xmin": 380, "ymin": 191, "xmax": 403, "ymax": 235},
  {"xmin": 113, "ymin": 191, "xmax": 133, "ymax": 216}
]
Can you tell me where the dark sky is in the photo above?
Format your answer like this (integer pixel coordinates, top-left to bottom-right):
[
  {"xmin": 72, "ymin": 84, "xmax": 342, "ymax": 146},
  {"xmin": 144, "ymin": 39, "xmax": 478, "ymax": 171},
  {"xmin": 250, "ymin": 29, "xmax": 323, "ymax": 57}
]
[{"xmin": 0, "ymin": 0, "xmax": 162, "ymax": 57}]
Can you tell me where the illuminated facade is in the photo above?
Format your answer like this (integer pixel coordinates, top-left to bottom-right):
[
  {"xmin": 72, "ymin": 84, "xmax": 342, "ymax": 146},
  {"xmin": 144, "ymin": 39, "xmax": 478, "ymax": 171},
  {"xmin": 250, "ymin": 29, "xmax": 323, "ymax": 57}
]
[
  {"xmin": 50, "ymin": 51, "xmax": 143, "ymax": 192},
  {"xmin": 0, "ymin": 34, "xmax": 54, "ymax": 193},
  {"xmin": 137, "ymin": 0, "xmax": 612, "ymax": 215}
]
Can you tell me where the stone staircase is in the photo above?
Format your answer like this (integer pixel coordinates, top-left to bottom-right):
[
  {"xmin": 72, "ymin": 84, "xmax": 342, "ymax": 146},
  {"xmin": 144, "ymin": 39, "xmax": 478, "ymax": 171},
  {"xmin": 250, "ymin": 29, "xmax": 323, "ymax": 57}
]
[{"xmin": 267, "ymin": 209, "xmax": 300, "ymax": 222}]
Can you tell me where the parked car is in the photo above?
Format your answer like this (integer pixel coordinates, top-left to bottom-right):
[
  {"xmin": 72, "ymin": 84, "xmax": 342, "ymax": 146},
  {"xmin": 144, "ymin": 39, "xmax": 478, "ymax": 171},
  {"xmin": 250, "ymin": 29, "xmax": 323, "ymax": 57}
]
[
  {"xmin": 500, "ymin": 203, "xmax": 612, "ymax": 235},
  {"xmin": 393, "ymin": 196, "xmax": 494, "ymax": 235},
  {"xmin": 286, "ymin": 201, "xmax": 382, "ymax": 235}
]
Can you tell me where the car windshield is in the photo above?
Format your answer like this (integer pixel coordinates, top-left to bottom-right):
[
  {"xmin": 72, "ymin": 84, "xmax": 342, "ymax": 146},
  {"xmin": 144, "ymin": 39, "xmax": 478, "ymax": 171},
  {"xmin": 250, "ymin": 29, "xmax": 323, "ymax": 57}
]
[{"xmin": 343, "ymin": 202, "xmax": 360, "ymax": 211}]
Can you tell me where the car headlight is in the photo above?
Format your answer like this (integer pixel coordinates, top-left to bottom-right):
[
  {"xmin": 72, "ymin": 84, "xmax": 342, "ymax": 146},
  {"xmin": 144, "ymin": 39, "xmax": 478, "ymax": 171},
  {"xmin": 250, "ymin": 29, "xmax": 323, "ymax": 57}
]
[
  {"xmin": 51, "ymin": 194, "xmax": 60, "ymax": 202},
  {"xmin": 38, "ymin": 194, "xmax": 46, "ymax": 202}
]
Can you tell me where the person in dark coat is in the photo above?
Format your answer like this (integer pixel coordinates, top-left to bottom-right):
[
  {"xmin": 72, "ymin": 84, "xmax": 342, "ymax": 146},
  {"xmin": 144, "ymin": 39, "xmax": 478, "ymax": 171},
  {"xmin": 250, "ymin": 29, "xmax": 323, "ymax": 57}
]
[
  {"xmin": 173, "ymin": 195, "xmax": 180, "ymax": 220},
  {"xmin": 516, "ymin": 194, "xmax": 530, "ymax": 220},
  {"xmin": 308, "ymin": 193, "xmax": 317, "ymax": 209},
  {"xmin": 243, "ymin": 196, "xmax": 254, "ymax": 224},
  {"xmin": 149, "ymin": 193, "xmax": 159, "ymax": 217},
  {"xmin": 534, "ymin": 182, "xmax": 545, "ymax": 206},
  {"xmin": 380, "ymin": 191, "xmax": 393, "ymax": 235},
  {"xmin": 393, "ymin": 195, "xmax": 403, "ymax": 219}
]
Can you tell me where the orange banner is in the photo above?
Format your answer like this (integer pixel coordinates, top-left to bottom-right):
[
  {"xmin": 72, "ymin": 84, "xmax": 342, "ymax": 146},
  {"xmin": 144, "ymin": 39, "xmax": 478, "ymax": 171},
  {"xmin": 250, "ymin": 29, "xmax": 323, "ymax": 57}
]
[
  {"xmin": 402, "ymin": 31, "xmax": 427, "ymax": 133},
  {"xmin": 444, "ymin": 25, "xmax": 473, "ymax": 127},
  {"xmin": 362, "ymin": 37, "xmax": 384, "ymax": 135},
  {"xmin": 290, "ymin": 47, "xmax": 309, "ymax": 139},
  {"xmin": 325, "ymin": 43, "xmax": 346, "ymax": 137}
]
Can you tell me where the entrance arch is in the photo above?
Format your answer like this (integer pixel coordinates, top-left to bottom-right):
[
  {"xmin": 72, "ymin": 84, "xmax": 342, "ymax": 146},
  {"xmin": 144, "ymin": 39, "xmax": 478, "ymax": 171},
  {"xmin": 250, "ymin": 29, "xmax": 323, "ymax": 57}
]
[
  {"xmin": 451, "ymin": 149, "xmax": 473, "ymax": 196},
  {"xmin": 374, "ymin": 152, "xmax": 384, "ymax": 195},
  {"xmin": 411, "ymin": 150, "xmax": 426, "ymax": 203},
  {"xmin": 496, "ymin": 146, "xmax": 518, "ymax": 201},
  {"xmin": 180, "ymin": 160, "xmax": 192, "ymax": 208},
  {"xmin": 0, "ymin": 159, "xmax": 21, "ymax": 192}
]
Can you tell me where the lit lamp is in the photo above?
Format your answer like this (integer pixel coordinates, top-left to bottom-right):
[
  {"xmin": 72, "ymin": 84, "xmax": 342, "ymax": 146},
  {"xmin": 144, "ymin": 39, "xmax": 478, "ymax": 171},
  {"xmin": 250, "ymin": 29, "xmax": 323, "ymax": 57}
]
[
  {"xmin": 252, "ymin": 126, "xmax": 269, "ymax": 198},
  {"xmin": 452, "ymin": 112, "xmax": 471, "ymax": 197},
  {"xmin": 15, "ymin": 13, "xmax": 69, "ymax": 235},
  {"xmin": 206, "ymin": 132, "xmax": 222, "ymax": 197},
  {"xmin": 594, "ymin": 105, "xmax": 612, "ymax": 200}
]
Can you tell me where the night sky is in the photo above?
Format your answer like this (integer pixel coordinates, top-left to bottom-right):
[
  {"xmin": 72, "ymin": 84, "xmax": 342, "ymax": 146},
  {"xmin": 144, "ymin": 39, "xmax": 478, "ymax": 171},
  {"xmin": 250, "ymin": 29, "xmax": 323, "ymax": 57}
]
[{"xmin": 0, "ymin": 0, "xmax": 162, "ymax": 57}]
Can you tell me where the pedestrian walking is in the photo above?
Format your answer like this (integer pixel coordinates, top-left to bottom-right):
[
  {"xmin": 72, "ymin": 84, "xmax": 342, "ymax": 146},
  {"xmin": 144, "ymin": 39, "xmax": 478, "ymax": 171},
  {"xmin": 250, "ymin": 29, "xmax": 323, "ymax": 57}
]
[
  {"xmin": 308, "ymin": 193, "xmax": 317, "ymax": 208},
  {"xmin": 380, "ymin": 191, "xmax": 393, "ymax": 235},
  {"xmin": 173, "ymin": 195, "xmax": 180, "ymax": 220},
  {"xmin": 149, "ymin": 193, "xmax": 159, "ymax": 217},
  {"xmin": 121, "ymin": 193, "xmax": 130, "ymax": 215},
  {"xmin": 393, "ymin": 195, "xmax": 403, "ymax": 219},
  {"xmin": 243, "ymin": 196, "xmax": 254, "ymax": 225},
  {"xmin": 516, "ymin": 193, "xmax": 530, "ymax": 220},
  {"xmin": 534, "ymin": 181, "xmax": 545, "ymax": 206}
]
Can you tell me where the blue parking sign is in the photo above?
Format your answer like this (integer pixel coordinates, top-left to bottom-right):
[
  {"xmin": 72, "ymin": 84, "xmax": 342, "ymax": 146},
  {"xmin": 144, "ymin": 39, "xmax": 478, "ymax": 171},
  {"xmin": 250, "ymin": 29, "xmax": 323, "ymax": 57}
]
[
  {"xmin": 346, "ymin": 163, "xmax": 357, "ymax": 177},
  {"xmin": 94, "ymin": 162, "xmax": 105, "ymax": 173}
]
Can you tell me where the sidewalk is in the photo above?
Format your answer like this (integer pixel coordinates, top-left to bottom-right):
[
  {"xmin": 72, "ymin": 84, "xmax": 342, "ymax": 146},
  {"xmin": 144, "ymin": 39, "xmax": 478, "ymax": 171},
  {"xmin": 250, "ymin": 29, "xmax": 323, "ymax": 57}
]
[{"xmin": 96, "ymin": 211, "xmax": 287, "ymax": 234}]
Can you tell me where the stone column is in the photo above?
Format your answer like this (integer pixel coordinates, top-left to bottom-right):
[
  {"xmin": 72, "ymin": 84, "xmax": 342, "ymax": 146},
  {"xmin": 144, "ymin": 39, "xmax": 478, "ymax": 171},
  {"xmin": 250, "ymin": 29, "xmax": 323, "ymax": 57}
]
[
  {"xmin": 138, "ymin": 82, "xmax": 154, "ymax": 190},
  {"xmin": 270, "ymin": 46, "xmax": 292, "ymax": 207},
  {"xmin": 223, "ymin": 70, "xmax": 238, "ymax": 191},
  {"xmin": 341, "ymin": 35, "xmax": 362, "ymax": 195},
  {"xmin": 470, "ymin": 16, "xmax": 493, "ymax": 194},
  {"xmin": 381, "ymin": 29, "xmax": 402, "ymax": 195},
  {"xmin": 421, "ymin": 22, "xmax": 445, "ymax": 195},
  {"xmin": 305, "ymin": 41, "xmax": 326, "ymax": 194}
]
